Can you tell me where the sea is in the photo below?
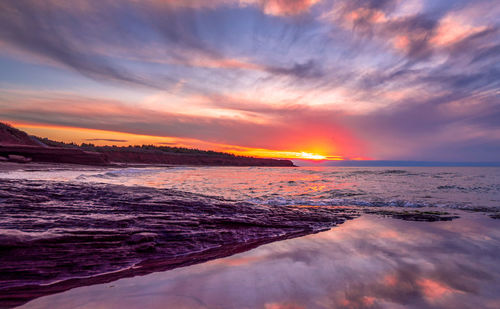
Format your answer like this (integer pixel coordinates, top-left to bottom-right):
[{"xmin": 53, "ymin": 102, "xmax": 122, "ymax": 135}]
[{"xmin": 2, "ymin": 165, "xmax": 500, "ymax": 211}]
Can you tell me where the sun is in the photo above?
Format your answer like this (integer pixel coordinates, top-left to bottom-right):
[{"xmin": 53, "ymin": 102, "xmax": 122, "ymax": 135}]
[{"xmin": 298, "ymin": 152, "xmax": 327, "ymax": 160}]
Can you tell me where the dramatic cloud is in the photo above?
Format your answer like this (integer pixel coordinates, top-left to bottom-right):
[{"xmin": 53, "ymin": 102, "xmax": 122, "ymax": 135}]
[
  {"xmin": 255, "ymin": 0, "xmax": 321, "ymax": 16},
  {"xmin": 0, "ymin": 0, "xmax": 499, "ymax": 160}
]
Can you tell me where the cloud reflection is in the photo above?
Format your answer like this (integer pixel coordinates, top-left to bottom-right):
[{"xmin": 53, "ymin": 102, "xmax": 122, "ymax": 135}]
[{"xmin": 20, "ymin": 214, "xmax": 500, "ymax": 309}]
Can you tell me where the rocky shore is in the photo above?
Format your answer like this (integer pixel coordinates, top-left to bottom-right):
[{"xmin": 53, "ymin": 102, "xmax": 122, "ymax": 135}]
[
  {"xmin": 0, "ymin": 176, "xmax": 465, "ymax": 308},
  {"xmin": 0, "ymin": 179, "xmax": 355, "ymax": 308}
]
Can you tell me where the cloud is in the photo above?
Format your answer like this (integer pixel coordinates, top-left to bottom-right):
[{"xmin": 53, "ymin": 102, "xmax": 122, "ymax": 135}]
[
  {"xmin": 265, "ymin": 59, "xmax": 324, "ymax": 78},
  {"xmin": 0, "ymin": 0, "xmax": 332, "ymax": 94},
  {"xmin": 0, "ymin": 91, "xmax": 367, "ymax": 157},
  {"xmin": 256, "ymin": 0, "xmax": 321, "ymax": 16},
  {"xmin": 0, "ymin": 1, "xmax": 185, "ymax": 90},
  {"xmin": 2, "ymin": 84, "xmax": 499, "ymax": 160},
  {"xmin": 0, "ymin": 0, "xmax": 499, "ymax": 161},
  {"xmin": 384, "ymin": 14, "xmax": 439, "ymax": 59},
  {"xmin": 85, "ymin": 138, "xmax": 128, "ymax": 143}
]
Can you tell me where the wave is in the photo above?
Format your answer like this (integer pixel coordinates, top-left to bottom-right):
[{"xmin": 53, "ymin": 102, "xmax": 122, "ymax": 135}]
[
  {"xmin": 2, "ymin": 166, "xmax": 499, "ymax": 212},
  {"xmin": 76, "ymin": 167, "xmax": 167, "ymax": 180},
  {"xmin": 246, "ymin": 196, "xmax": 493, "ymax": 211}
]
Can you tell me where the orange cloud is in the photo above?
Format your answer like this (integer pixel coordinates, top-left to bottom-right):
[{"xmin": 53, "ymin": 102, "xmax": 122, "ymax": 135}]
[
  {"xmin": 258, "ymin": 0, "xmax": 321, "ymax": 16},
  {"xmin": 392, "ymin": 35, "xmax": 410, "ymax": 52},
  {"xmin": 264, "ymin": 302, "xmax": 305, "ymax": 309},
  {"xmin": 146, "ymin": 0, "xmax": 321, "ymax": 16},
  {"xmin": 187, "ymin": 57, "xmax": 264, "ymax": 71},
  {"xmin": 417, "ymin": 278, "xmax": 463, "ymax": 301},
  {"xmin": 321, "ymin": 4, "xmax": 388, "ymax": 32},
  {"xmin": 340, "ymin": 296, "xmax": 376, "ymax": 308},
  {"xmin": 430, "ymin": 14, "xmax": 487, "ymax": 47},
  {"xmin": 1, "ymin": 86, "xmax": 369, "ymax": 160},
  {"xmin": 383, "ymin": 274, "xmax": 398, "ymax": 287},
  {"xmin": 345, "ymin": 8, "xmax": 387, "ymax": 25}
]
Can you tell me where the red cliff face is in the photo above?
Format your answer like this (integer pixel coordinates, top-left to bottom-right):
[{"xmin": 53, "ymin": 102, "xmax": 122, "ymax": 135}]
[
  {"xmin": 0, "ymin": 145, "xmax": 110, "ymax": 165},
  {"xmin": 0, "ymin": 122, "xmax": 294, "ymax": 166},
  {"xmin": 0, "ymin": 123, "xmax": 45, "ymax": 147},
  {"xmin": 102, "ymin": 151, "xmax": 294, "ymax": 166},
  {"xmin": 0, "ymin": 123, "xmax": 109, "ymax": 165},
  {"xmin": 0, "ymin": 145, "xmax": 294, "ymax": 166}
]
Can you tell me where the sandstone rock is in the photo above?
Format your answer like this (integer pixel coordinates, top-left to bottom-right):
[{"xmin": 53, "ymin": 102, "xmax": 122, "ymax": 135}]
[
  {"xmin": 0, "ymin": 179, "xmax": 358, "ymax": 307},
  {"xmin": 7, "ymin": 154, "xmax": 32, "ymax": 163}
]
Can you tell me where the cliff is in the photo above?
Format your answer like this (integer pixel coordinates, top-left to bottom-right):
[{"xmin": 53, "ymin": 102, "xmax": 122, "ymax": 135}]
[
  {"xmin": 0, "ymin": 145, "xmax": 109, "ymax": 165},
  {"xmin": 0, "ymin": 122, "xmax": 294, "ymax": 166},
  {"xmin": 102, "ymin": 150, "xmax": 294, "ymax": 166},
  {"xmin": 0, "ymin": 122, "xmax": 46, "ymax": 147}
]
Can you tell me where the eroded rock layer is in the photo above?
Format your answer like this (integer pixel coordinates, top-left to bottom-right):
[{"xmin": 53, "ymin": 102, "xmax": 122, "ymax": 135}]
[{"xmin": 0, "ymin": 179, "xmax": 357, "ymax": 308}]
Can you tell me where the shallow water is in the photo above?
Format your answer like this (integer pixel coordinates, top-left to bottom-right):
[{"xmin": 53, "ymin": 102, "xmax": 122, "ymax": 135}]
[
  {"xmin": 0, "ymin": 178, "xmax": 356, "ymax": 303},
  {"xmin": 2, "ymin": 166, "xmax": 500, "ymax": 210},
  {"xmin": 19, "ymin": 213, "xmax": 500, "ymax": 309}
]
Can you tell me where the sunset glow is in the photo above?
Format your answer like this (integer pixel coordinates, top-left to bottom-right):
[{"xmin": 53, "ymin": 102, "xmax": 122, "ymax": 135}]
[
  {"xmin": 298, "ymin": 152, "xmax": 327, "ymax": 160},
  {"xmin": 0, "ymin": 0, "xmax": 499, "ymax": 161},
  {"xmin": 14, "ymin": 122, "xmax": 334, "ymax": 161}
]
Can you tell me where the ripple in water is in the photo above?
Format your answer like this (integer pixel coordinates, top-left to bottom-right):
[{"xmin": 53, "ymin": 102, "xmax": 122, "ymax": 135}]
[{"xmin": 1, "ymin": 166, "xmax": 500, "ymax": 211}]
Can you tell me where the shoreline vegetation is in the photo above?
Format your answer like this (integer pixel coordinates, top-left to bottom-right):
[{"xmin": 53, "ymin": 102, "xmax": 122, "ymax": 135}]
[{"xmin": 0, "ymin": 123, "xmax": 294, "ymax": 167}]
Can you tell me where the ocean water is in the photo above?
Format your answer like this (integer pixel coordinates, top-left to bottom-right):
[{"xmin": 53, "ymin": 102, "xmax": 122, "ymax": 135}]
[{"xmin": 2, "ymin": 166, "xmax": 500, "ymax": 211}]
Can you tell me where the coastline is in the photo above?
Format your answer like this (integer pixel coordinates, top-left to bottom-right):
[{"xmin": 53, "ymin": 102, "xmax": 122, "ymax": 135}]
[
  {"xmin": 0, "ymin": 145, "xmax": 295, "ymax": 167},
  {"xmin": 0, "ymin": 161, "xmax": 170, "ymax": 172},
  {"xmin": 0, "ymin": 178, "xmax": 355, "ymax": 308},
  {"xmin": 17, "ymin": 213, "xmax": 500, "ymax": 309}
]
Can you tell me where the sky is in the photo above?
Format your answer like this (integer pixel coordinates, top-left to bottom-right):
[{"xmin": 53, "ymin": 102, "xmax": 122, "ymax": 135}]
[{"xmin": 0, "ymin": 0, "xmax": 499, "ymax": 161}]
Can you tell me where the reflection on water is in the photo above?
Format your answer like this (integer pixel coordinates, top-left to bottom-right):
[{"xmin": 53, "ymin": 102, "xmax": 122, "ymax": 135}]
[{"xmin": 21, "ymin": 214, "xmax": 500, "ymax": 309}]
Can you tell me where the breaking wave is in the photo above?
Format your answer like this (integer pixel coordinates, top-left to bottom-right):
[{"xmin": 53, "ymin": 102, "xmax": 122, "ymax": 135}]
[{"xmin": 1, "ymin": 166, "xmax": 499, "ymax": 211}]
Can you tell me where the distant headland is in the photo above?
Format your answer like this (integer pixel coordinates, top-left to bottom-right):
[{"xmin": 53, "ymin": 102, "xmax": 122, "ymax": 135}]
[{"xmin": 0, "ymin": 122, "xmax": 294, "ymax": 167}]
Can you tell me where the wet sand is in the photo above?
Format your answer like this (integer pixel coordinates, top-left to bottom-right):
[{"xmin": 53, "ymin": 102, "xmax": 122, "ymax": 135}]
[{"xmin": 17, "ymin": 213, "xmax": 500, "ymax": 309}]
